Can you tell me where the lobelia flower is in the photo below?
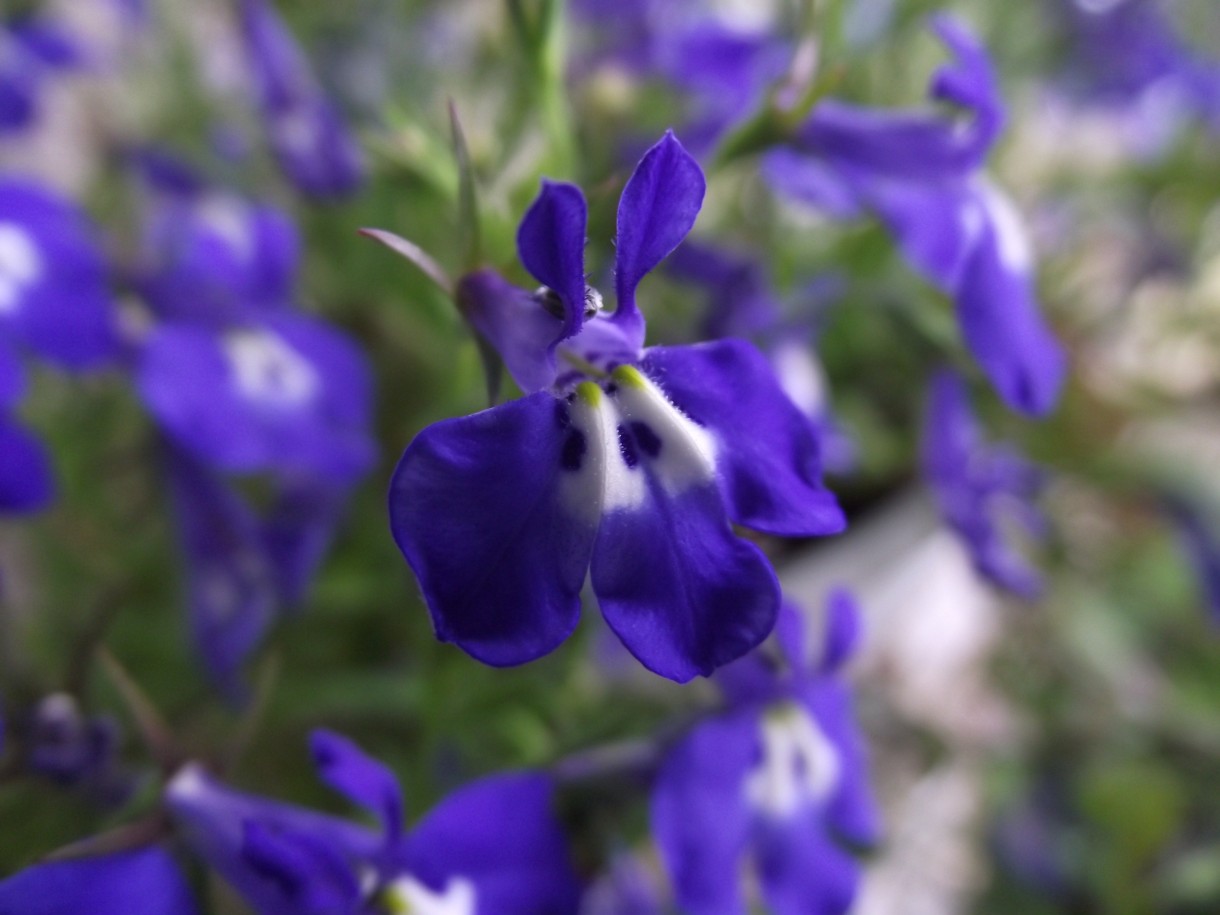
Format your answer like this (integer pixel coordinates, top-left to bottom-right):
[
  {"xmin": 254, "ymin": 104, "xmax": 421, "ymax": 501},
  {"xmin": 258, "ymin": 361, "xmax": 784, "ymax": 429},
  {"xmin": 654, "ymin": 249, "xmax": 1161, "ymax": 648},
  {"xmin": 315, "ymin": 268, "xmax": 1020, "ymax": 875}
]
[
  {"xmin": 1055, "ymin": 0, "xmax": 1220, "ymax": 150},
  {"xmin": 0, "ymin": 177, "xmax": 119, "ymax": 512},
  {"xmin": 134, "ymin": 170, "xmax": 375, "ymax": 483},
  {"xmin": 129, "ymin": 160, "xmax": 373, "ymax": 695},
  {"xmin": 0, "ymin": 845, "xmax": 201, "ymax": 915},
  {"xmin": 21, "ymin": 692, "xmax": 137, "ymax": 807},
  {"xmin": 166, "ymin": 446, "xmax": 354, "ymax": 698},
  {"xmin": 237, "ymin": 0, "xmax": 364, "ymax": 198},
  {"xmin": 651, "ymin": 590, "xmax": 879, "ymax": 915},
  {"xmin": 166, "ymin": 729, "xmax": 582, "ymax": 915},
  {"xmin": 921, "ymin": 368, "xmax": 1048, "ymax": 599},
  {"xmin": 385, "ymin": 132, "xmax": 844, "ymax": 683},
  {"xmin": 763, "ymin": 15, "xmax": 1067, "ymax": 417},
  {"xmin": 666, "ymin": 242, "xmax": 856, "ymax": 474},
  {"xmin": 0, "ymin": 16, "xmax": 83, "ymax": 137},
  {"xmin": 0, "ymin": 178, "xmax": 119, "ymax": 369}
]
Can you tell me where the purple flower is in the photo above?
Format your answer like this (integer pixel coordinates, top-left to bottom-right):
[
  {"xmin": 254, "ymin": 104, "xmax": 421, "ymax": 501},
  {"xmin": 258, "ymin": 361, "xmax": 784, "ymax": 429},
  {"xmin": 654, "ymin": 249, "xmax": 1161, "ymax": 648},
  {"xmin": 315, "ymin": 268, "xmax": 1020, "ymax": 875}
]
[
  {"xmin": 17, "ymin": 692, "xmax": 137, "ymax": 807},
  {"xmin": 238, "ymin": 0, "xmax": 364, "ymax": 198},
  {"xmin": 166, "ymin": 448, "xmax": 351, "ymax": 698},
  {"xmin": 166, "ymin": 730, "xmax": 581, "ymax": 915},
  {"xmin": 0, "ymin": 845, "xmax": 200, "ymax": 915},
  {"xmin": 1058, "ymin": 0, "xmax": 1220, "ymax": 143},
  {"xmin": 0, "ymin": 17, "xmax": 83, "ymax": 136},
  {"xmin": 134, "ymin": 180, "xmax": 375, "ymax": 483},
  {"xmin": 0, "ymin": 178, "xmax": 119, "ymax": 513},
  {"xmin": 0, "ymin": 178, "xmax": 119, "ymax": 370},
  {"xmin": 764, "ymin": 16, "xmax": 1066, "ymax": 417},
  {"xmin": 922, "ymin": 369, "xmax": 1047, "ymax": 598},
  {"xmin": 652, "ymin": 590, "xmax": 878, "ymax": 915},
  {"xmin": 386, "ymin": 132, "xmax": 844, "ymax": 683}
]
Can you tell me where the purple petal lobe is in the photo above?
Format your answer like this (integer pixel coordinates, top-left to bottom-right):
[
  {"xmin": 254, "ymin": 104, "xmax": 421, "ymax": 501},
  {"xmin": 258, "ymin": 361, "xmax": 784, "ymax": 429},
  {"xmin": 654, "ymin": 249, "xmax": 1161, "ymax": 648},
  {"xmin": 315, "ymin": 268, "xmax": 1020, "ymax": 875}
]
[
  {"xmin": 753, "ymin": 815, "xmax": 860, "ymax": 915},
  {"xmin": 591, "ymin": 370, "xmax": 780, "ymax": 681},
  {"xmin": 954, "ymin": 183, "xmax": 1065, "ymax": 416},
  {"xmin": 389, "ymin": 393, "xmax": 599, "ymax": 666},
  {"xmin": 800, "ymin": 682, "xmax": 881, "ymax": 847},
  {"xmin": 166, "ymin": 452, "xmax": 276, "ymax": 701},
  {"xmin": 517, "ymin": 180, "xmax": 589, "ymax": 342},
  {"xmin": 0, "ymin": 846, "xmax": 200, "ymax": 915},
  {"xmin": 641, "ymin": 340, "xmax": 845, "ymax": 537},
  {"xmin": 310, "ymin": 729, "xmax": 404, "ymax": 843},
  {"xmin": 922, "ymin": 369, "xmax": 1047, "ymax": 598},
  {"xmin": 613, "ymin": 131, "xmax": 705, "ymax": 335},
  {"xmin": 400, "ymin": 773, "xmax": 581, "ymax": 915},
  {"xmin": 0, "ymin": 415, "xmax": 55, "ymax": 514},
  {"xmin": 652, "ymin": 710, "xmax": 759, "ymax": 915},
  {"xmin": 818, "ymin": 588, "xmax": 863, "ymax": 674}
]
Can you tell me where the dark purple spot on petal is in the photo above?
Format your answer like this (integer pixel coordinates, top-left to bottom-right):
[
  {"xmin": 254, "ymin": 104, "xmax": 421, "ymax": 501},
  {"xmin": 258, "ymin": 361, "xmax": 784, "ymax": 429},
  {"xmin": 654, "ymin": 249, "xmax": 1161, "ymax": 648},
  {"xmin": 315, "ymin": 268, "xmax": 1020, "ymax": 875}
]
[
  {"xmin": 616, "ymin": 423, "xmax": 639, "ymax": 469},
  {"xmin": 630, "ymin": 421, "xmax": 662, "ymax": 458},
  {"xmin": 561, "ymin": 428, "xmax": 586, "ymax": 471}
]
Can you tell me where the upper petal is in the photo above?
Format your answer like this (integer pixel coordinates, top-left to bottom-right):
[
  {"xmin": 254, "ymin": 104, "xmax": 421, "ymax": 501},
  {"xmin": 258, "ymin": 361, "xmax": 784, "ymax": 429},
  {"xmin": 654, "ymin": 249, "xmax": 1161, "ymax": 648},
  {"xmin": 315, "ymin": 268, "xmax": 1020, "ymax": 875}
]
[
  {"xmin": 517, "ymin": 180, "xmax": 589, "ymax": 343},
  {"xmin": 388, "ymin": 392, "xmax": 601, "ymax": 667},
  {"xmin": 640, "ymin": 340, "xmax": 845, "ymax": 537},
  {"xmin": 310, "ymin": 729, "xmax": 405, "ymax": 844},
  {"xmin": 399, "ymin": 773, "xmax": 581, "ymax": 915},
  {"xmin": 0, "ymin": 846, "xmax": 200, "ymax": 915},
  {"xmin": 612, "ymin": 131, "xmax": 705, "ymax": 340},
  {"xmin": 588, "ymin": 369, "xmax": 781, "ymax": 681}
]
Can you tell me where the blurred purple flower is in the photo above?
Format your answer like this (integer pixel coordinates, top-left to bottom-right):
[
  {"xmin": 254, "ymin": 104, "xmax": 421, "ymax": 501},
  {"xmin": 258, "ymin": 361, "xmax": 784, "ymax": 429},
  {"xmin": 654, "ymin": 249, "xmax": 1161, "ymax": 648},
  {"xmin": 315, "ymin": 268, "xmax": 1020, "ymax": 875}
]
[
  {"xmin": 22, "ymin": 693, "xmax": 136, "ymax": 807},
  {"xmin": 0, "ymin": 846, "xmax": 200, "ymax": 915},
  {"xmin": 166, "ymin": 730, "xmax": 581, "ymax": 915},
  {"xmin": 0, "ymin": 178, "xmax": 119, "ymax": 513},
  {"xmin": 922, "ymin": 369, "xmax": 1048, "ymax": 598},
  {"xmin": 133, "ymin": 171, "xmax": 375, "ymax": 483},
  {"xmin": 0, "ymin": 178, "xmax": 119, "ymax": 369},
  {"xmin": 167, "ymin": 449, "xmax": 351, "ymax": 699},
  {"xmin": 1057, "ymin": 0, "xmax": 1220, "ymax": 145},
  {"xmin": 238, "ymin": 0, "xmax": 364, "ymax": 198},
  {"xmin": 765, "ymin": 16, "xmax": 1066, "ymax": 417},
  {"xmin": 386, "ymin": 132, "xmax": 843, "ymax": 683},
  {"xmin": 652, "ymin": 590, "xmax": 879, "ymax": 915},
  {"xmin": 0, "ymin": 16, "xmax": 84, "ymax": 136}
]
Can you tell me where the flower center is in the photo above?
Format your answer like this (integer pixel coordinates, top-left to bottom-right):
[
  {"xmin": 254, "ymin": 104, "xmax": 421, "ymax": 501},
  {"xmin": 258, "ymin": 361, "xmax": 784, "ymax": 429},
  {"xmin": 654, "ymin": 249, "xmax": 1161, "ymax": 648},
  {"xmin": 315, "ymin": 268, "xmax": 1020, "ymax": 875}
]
[
  {"xmin": 380, "ymin": 875, "xmax": 476, "ymax": 915},
  {"xmin": 560, "ymin": 366, "xmax": 717, "ymax": 516},
  {"xmin": 745, "ymin": 702, "xmax": 840, "ymax": 818},
  {"xmin": 225, "ymin": 328, "xmax": 320, "ymax": 409},
  {"xmin": 0, "ymin": 222, "xmax": 42, "ymax": 315}
]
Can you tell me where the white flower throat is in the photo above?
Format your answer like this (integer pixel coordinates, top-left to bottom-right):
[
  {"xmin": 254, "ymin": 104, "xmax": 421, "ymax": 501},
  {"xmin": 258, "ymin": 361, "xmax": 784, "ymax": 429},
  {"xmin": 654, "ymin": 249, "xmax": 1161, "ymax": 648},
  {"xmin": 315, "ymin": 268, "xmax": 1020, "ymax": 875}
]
[
  {"xmin": 381, "ymin": 875, "xmax": 476, "ymax": 915},
  {"xmin": 745, "ymin": 702, "xmax": 841, "ymax": 818},
  {"xmin": 0, "ymin": 222, "xmax": 43, "ymax": 315},
  {"xmin": 226, "ymin": 328, "xmax": 320, "ymax": 409}
]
